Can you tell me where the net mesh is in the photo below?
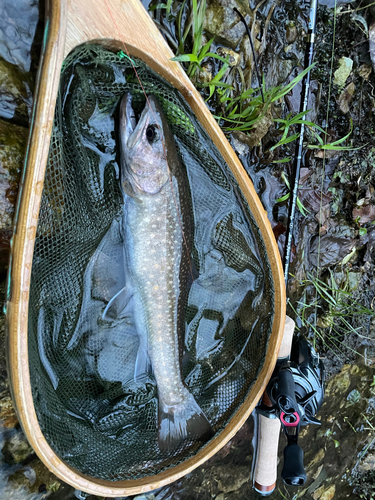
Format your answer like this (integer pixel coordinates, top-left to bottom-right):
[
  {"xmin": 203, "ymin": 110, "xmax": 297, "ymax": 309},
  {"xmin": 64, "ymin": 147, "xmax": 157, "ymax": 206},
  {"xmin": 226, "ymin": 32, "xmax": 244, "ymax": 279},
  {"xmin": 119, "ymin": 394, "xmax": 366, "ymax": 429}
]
[{"xmin": 28, "ymin": 44, "xmax": 275, "ymax": 481}]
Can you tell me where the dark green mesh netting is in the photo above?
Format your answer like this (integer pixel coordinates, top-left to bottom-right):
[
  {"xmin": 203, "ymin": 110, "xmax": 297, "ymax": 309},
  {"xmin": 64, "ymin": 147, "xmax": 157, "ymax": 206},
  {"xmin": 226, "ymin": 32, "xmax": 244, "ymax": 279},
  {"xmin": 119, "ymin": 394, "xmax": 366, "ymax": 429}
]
[{"xmin": 28, "ymin": 44, "xmax": 275, "ymax": 480}]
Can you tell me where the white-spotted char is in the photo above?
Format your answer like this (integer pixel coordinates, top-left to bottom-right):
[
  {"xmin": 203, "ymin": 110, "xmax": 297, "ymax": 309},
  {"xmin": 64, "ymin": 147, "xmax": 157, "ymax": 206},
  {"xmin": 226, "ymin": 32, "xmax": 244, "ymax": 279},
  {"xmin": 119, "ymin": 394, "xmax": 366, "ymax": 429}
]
[{"xmin": 118, "ymin": 93, "xmax": 212, "ymax": 450}]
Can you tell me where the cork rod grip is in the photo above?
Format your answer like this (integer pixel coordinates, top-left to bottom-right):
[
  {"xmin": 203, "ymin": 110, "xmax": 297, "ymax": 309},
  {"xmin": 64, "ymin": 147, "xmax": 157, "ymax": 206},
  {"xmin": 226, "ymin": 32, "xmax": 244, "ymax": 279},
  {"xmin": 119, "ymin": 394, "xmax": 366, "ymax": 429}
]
[
  {"xmin": 253, "ymin": 414, "xmax": 281, "ymax": 494},
  {"xmin": 253, "ymin": 315, "xmax": 296, "ymax": 495}
]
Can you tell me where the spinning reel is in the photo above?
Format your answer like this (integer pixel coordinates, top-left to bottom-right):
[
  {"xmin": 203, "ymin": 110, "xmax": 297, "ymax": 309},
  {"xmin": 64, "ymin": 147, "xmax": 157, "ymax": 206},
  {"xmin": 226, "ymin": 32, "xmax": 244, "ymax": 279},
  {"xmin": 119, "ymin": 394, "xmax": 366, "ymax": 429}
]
[{"xmin": 258, "ymin": 337, "xmax": 325, "ymax": 487}]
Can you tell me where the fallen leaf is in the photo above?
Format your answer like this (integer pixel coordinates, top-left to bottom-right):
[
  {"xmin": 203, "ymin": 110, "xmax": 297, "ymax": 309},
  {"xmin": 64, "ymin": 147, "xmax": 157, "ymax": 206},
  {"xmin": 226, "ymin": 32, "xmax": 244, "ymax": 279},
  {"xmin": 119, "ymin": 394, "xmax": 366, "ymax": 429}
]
[
  {"xmin": 309, "ymin": 234, "xmax": 355, "ymax": 268},
  {"xmin": 337, "ymin": 82, "xmax": 355, "ymax": 114},
  {"xmin": 358, "ymin": 63, "xmax": 372, "ymax": 80},
  {"xmin": 299, "ymin": 187, "xmax": 332, "ymax": 213},
  {"xmin": 334, "ymin": 57, "xmax": 353, "ymax": 89},
  {"xmin": 352, "ymin": 204, "xmax": 375, "ymax": 223}
]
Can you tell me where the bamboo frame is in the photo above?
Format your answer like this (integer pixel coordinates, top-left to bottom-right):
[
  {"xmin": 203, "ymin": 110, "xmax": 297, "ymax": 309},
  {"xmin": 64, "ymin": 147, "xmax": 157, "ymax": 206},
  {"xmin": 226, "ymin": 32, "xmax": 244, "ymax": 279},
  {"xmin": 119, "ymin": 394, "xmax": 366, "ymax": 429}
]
[{"xmin": 6, "ymin": 0, "xmax": 286, "ymax": 496}]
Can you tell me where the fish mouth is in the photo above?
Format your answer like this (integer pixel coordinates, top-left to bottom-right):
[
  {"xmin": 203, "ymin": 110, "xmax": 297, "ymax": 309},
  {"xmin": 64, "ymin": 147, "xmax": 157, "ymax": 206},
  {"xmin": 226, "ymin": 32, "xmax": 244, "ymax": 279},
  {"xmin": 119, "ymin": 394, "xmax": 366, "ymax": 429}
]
[
  {"xmin": 120, "ymin": 93, "xmax": 160, "ymax": 151},
  {"xmin": 119, "ymin": 93, "xmax": 169, "ymax": 194}
]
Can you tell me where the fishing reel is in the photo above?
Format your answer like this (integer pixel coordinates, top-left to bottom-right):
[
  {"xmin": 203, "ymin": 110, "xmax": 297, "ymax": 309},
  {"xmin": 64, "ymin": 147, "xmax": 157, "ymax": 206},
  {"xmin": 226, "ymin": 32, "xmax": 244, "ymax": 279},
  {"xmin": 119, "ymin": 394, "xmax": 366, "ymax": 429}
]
[{"xmin": 262, "ymin": 338, "xmax": 325, "ymax": 487}]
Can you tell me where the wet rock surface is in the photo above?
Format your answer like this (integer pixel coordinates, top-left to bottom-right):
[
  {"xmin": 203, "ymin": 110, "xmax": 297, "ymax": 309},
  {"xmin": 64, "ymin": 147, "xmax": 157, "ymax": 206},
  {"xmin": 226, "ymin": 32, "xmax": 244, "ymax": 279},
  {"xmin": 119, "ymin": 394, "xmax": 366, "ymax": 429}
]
[{"xmin": 1, "ymin": 0, "xmax": 375, "ymax": 499}]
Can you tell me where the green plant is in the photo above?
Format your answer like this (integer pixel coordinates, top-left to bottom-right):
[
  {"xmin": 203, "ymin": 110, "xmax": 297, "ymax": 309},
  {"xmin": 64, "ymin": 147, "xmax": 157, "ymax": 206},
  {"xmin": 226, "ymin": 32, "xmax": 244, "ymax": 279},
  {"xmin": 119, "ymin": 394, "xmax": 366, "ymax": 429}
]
[
  {"xmin": 289, "ymin": 270, "xmax": 375, "ymax": 359},
  {"xmin": 276, "ymin": 171, "xmax": 310, "ymax": 217},
  {"xmin": 170, "ymin": 0, "xmax": 230, "ymax": 79},
  {"xmin": 307, "ymin": 118, "xmax": 360, "ymax": 152},
  {"xmin": 214, "ymin": 66, "xmax": 313, "ymax": 133}
]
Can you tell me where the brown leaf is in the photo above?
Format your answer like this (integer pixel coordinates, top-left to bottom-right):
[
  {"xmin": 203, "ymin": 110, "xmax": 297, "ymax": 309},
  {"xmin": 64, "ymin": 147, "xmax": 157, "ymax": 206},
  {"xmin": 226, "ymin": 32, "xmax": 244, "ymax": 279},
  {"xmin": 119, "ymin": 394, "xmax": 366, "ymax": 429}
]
[
  {"xmin": 299, "ymin": 187, "xmax": 332, "ymax": 213},
  {"xmin": 337, "ymin": 82, "xmax": 355, "ymax": 114},
  {"xmin": 352, "ymin": 205, "xmax": 375, "ymax": 223}
]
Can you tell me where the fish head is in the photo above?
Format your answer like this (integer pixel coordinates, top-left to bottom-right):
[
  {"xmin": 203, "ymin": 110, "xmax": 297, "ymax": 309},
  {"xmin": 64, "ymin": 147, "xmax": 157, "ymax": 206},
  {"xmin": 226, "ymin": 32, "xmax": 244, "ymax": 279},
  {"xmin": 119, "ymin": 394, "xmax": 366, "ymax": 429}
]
[{"xmin": 119, "ymin": 93, "xmax": 171, "ymax": 195}]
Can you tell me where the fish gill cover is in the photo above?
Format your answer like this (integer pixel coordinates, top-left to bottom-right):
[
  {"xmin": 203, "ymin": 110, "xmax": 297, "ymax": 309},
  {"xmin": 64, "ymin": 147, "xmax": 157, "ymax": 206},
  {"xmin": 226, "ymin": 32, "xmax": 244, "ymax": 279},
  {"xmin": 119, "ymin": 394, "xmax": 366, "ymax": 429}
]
[{"xmin": 28, "ymin": 44, "xmax": 274, "ymax": 480}]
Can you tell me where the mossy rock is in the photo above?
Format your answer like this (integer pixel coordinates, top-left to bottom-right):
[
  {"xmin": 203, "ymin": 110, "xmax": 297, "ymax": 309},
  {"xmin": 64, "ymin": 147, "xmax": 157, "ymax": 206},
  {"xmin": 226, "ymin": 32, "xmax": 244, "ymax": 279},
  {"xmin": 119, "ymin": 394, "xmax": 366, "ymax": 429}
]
[
  {"xmin": 0, "ymin": 57, "xmax": 33, "ymax": 124},
  {"xmin": 0, "ymin": 119, "xmax": 27, "ymax": 273},
  {"xmin": 204, "ymin": 0, "xmax": 252, "ymax": 49}
]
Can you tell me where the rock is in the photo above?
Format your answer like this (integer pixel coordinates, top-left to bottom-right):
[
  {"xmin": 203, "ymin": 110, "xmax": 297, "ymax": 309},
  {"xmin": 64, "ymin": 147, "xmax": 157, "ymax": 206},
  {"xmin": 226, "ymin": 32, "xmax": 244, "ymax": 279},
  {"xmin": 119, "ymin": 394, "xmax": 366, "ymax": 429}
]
[
  {"xmin": 0, "ymin": 0, "xmax": 39, "ymax": 73},
  {"xmin": 0, "ymin": 119, "xmax": 27, "ymax": 272},
  {"xmin": 9, "ymin": 459, "xmax": 61, "ymax": 493},
  {"xmin": 337, "ymin": 81, "xmax": 355, "ymax": 114},
  {"xmin": 333, "ymin": 57, "xmax": 353, "ymax": 89},
  {"xmin": 215, "ymin": 465, "xmax": 250, "ymax": 493},
  {"xmin": 204, "ymin": 0, "xmax": 251, "ymax": 49},
  {"xmin": 0, "ymin": 395, "xmax": 19, "ymax": 428},
  {"xmin": 197, "ymin": 63, "xmax": 213, "ymax": 84},
  {"xmin": 2, "ymin": 431, "xmax": 34, "ymax": 464},
  {"xmin": 230, "ymin": 135, "xmax": 249, "ymax": 156},
  {"xmin": 320, "ymin": 484, "xmax": 336, "ymax": 500},
  {"xmin": 0, "ymin": 58, "xmax": 32, "ymax": 123},
  {"xmin": 232, "ymin": 107, "xmax": 272, "ymax": 149},
  {"xmin": 216, "ymin": 47, "xmax": 240, "ymax": 66},
  {"xmin": 325, "ymin": 365, "xmax": 351, "ymax": 396},
  {"xmin": 285, "ymin": 22, "xmax": 298, "ymax": 44}
]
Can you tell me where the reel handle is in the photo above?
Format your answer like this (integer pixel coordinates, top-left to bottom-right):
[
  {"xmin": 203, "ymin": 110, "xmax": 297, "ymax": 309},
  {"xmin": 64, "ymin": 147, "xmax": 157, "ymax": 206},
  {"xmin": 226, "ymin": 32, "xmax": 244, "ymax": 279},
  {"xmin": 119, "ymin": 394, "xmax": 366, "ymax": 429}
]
[
  {"xmin": 253, "ymin": 316, "xmax": 295, "ymax": 495},
  {"xmin": 281, "ymin": 442, "xmax": 307, "ymax": 486}
]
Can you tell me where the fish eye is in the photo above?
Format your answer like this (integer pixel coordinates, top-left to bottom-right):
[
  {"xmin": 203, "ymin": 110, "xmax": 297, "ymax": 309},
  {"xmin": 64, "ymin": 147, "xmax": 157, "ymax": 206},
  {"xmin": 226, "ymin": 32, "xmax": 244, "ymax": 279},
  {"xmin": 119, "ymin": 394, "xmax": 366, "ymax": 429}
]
[{"xmin": 146, "ymin": 124, "xmax": 158, "ymax": 143}]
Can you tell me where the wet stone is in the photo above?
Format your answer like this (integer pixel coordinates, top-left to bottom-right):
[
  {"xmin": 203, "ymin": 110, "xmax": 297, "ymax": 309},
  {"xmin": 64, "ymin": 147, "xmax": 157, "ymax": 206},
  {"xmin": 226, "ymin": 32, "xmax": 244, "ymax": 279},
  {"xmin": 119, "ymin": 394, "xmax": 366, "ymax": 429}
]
[
  {"xmin": 0, "ymin": 0, "xmax": 39, "ymax": 73},
  {"xmin": 0, "ymin": 395, "xmax": 19, "ymax": 429},
  {"xmin": 0, "ymin": 119, "xmax": 27, "ymax": 271},
  {"xmin": 325, "ymin": 365, "xmax": 351, "ymax": 396},
  {"xmin": 9, "ymin": 459, "xmax": 61, "ymax": 493},
  {"xmin": 232, "ymin": 108, "xmax": 273, "ymax": 149},
  {"xmin": 0, "ymin": 58, "xmax": 32, "ymax": 123},
  {"xmin": 215, "ymin": 465, "xmax": 250, "ymax": 493},
  {"xmin": 204, "ymin": 0, "xmax": 251, "ymax": 49},
  {"xmin": 216, "ymin": 47, "xmax": 241, "ymax": 66},
  {"xmin": 2, "ymin": 431, "xmax": 34, "ymax": 464},
  {"xmin": 285, "ymin": 22, "xmax": 298, "ymax": 44}
]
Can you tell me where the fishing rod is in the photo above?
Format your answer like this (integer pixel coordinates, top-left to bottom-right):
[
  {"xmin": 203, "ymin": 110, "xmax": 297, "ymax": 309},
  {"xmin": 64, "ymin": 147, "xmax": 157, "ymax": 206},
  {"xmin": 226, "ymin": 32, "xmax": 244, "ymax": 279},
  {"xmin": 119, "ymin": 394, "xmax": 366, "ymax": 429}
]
[
  {"xmin": 251, "ymin": 0, "xmax": 325, "ymax": 494},
  {"xmin": 283, "ymin": 0, "xmax": 319, "ymax": 282}
]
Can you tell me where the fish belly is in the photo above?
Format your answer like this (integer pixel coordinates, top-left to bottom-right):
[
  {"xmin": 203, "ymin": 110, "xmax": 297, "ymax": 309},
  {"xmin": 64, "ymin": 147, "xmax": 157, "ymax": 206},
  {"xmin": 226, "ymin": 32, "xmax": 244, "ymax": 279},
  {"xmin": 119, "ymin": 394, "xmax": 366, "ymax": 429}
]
[
  {"xmin": 126, "ymin": 183, "xmax": 212, "ymax": 449},
  {"xmin": 127, "ymin": 185, "xmax": 185, "ymax": 403}
]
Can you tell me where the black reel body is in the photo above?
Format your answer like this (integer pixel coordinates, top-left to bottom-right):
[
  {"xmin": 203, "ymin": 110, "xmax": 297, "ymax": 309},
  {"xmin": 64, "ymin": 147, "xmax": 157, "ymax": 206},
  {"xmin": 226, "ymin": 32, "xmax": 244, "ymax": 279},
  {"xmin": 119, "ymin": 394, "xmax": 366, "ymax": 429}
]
[{"xmin": 265, "ymin": 338, "xmax": 325, "ymax": 486}]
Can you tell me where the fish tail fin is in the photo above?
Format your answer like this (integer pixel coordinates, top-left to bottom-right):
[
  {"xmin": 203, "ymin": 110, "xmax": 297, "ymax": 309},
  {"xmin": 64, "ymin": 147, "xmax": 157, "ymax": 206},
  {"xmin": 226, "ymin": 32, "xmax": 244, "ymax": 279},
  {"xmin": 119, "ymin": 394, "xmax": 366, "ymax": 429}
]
[{"xmin": 158, "ymin": 392, "xmax": 213, "ymax": 451}]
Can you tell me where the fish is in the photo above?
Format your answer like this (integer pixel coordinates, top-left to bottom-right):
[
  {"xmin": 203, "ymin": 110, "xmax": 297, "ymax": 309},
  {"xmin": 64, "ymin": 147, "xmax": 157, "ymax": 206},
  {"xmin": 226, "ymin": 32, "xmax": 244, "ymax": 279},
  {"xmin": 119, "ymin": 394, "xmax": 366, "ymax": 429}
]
[{"xmin": 116, "ymin": 92, "xmax": 212, "ymax": 450}]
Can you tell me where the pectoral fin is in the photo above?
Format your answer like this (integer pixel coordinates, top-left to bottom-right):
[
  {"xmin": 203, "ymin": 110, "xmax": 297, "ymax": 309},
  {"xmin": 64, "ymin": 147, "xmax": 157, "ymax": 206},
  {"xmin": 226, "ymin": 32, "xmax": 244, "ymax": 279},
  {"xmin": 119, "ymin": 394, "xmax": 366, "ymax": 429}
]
[{"xmin": 103, "ymin": 286, "xmax": 132, "ymax": 320}]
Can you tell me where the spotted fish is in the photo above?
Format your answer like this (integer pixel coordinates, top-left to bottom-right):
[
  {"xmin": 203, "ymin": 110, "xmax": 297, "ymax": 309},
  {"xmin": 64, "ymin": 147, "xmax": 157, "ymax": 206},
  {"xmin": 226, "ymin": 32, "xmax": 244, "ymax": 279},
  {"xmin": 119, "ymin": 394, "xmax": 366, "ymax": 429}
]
[{"xmin": 115, "ymin": 92, "xmax": 212, "ymax": 450}]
